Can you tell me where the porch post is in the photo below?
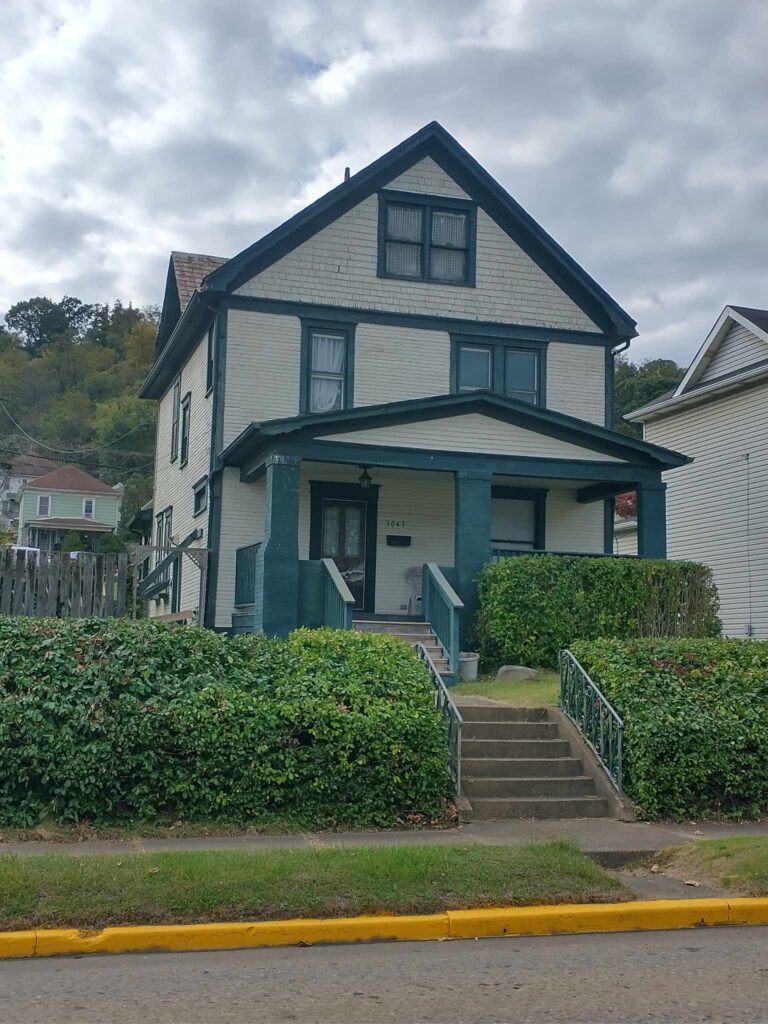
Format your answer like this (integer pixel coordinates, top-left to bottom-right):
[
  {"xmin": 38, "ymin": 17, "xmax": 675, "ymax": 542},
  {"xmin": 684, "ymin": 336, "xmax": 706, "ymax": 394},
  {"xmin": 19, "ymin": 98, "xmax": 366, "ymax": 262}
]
[
  {"xmin": 636, "ymin": 478, "xmax": 667, "ymax": 559},
  {"xmin": 454, "ymin": 468, "xmax": 492, "ymax": 642},
  {"xmin": 260, "ymin": 453, "xmax": 301, "ymax": 636}
]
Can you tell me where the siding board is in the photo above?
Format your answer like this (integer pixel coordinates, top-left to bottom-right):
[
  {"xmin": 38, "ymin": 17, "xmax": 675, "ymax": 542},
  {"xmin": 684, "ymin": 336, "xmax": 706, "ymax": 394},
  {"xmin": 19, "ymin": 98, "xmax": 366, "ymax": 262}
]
[{"xmin": 698, "ymin": 323, "xmax": 768, "ymax": 384}]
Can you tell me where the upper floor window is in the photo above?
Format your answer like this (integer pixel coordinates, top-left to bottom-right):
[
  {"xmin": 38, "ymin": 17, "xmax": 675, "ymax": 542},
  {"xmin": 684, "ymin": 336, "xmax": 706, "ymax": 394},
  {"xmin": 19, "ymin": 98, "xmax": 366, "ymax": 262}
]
[
  {"xmin": 193, "ymin": 475, "xmax": 208, "ymax": 517},
  {"xmin": 170, "ymin": 378, "xmax": 181, "ymax": 462},
  {"xmin": 180, "ymin": 393, "xmax": 191, "ymax": 466},
  {"xmin": 378, "ymin": 191, "xmax": 476, "ymax": 286},
  {"xmin": 206, "ymin": 326, "xmax": 214, "ymax": 394},
  {"xmin": 301, "ymin": 322, "xmax": 355, "ymax": 415},
  {"xmin": 37, "ymin": 494, "xmax": 50, "ymax": 516},
  {"xmin": 454, "ymin": 339, "xmax": 543, "ymax": 405},
  {"xmin": 83, "ymin": 498, "xmax": 94, "ymax": 520}
]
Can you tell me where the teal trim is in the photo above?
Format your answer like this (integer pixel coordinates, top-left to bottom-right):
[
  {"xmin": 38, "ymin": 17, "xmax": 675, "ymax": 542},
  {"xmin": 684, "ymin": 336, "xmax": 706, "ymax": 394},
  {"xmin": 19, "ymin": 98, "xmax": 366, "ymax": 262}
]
[
  {"xmin": 605, "ymin": 346, "xmax": 614, "ymax": 429},
  {"xmin": 155, "ymin": 257, "xmax": 183, "ymax": 358},
  {"xmin": 454, "ymin": 469, "xmax": 492, "ymax": 644},
  {"xmin": 179, "ymin": 391, "xmax": 191, "ymax": 467},
  {"xmin": 192, "ymin": 475, "xmax": 208, "ymax": 518},
  {"xmin": 636, "ymin": 479, "xmax": 667, "ymax": 558},
  {"xmin": 376, "ymin": 189, "xmax": 477, "ymax": 287},
  {"xmin": 450, "ymin": 335, "xmax": 546, "ymax": 406},
  {"xmin": 604, "ymin": 497, "xmax": 615, "ymax": 554},
  {"xmin": 138, "ymin": 528, "xmax": 201, "ymax": 598},
  {"xmin": 261, "ymin": 455, "xmax": 301, "ymax": 636},
  {"xmin": 299, "ymin": 319, "xmax": 356, "ymax": 415},
  {"xmin": 577, "ymin": 481, "xmax": 634, "ymax": 503},
  {"xmin": 222, "ymin": 391, "xmax": 691, "ymax": 471},
  {"xmin": 308, "ymin": 480, "xmax": 379, "ymax": 613},
  {"xmin": 140, "ymin": 291, "xmax": 218, "ymax": 399},
  {"xmin": 206, "ymin": 326, "xmax": 214, "ymax": 395},
  {"xmin": 170, "ymin": 378, "xmax": 181, "ymax": 462},
  {"xmin": 297, "ymin": 560, "xmax": 325, "ymax": 627},
  {"xmin": 201, "ymin": 122, "xmax": 636, "ymax": 336},
  {"xmin": 204, "ymin": 306, "xmax": 228, "ymax": 629},
  {"xmin": 422, "ymin": 562, "xmax": 463, "ymax": 674}
]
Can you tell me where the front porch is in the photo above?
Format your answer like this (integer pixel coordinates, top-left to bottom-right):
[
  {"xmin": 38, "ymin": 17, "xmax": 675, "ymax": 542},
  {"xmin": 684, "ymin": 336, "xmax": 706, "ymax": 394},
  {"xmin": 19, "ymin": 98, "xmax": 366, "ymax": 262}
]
[{"xmin": 24, "ymin": 519, "xmax": 115, "ymax": 553}]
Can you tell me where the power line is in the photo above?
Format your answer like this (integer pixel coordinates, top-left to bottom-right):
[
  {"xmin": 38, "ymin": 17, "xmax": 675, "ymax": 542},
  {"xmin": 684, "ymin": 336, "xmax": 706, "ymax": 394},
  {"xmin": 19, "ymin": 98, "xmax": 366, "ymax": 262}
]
[
  {"xmin": 0, "ymin": 397, "xmax": 154, "ymax": 455},
  {"xmin": 0, "ymin": 446, "xmax": 155, "ymax": 474}
]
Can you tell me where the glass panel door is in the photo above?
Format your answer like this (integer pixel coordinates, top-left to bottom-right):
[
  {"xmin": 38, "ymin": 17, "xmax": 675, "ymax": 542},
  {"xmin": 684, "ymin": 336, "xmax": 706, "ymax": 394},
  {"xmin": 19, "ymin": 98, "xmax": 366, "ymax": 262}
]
[{"xmin": 321, "ymin": 499, "xmax": 367, "ymax": 610}]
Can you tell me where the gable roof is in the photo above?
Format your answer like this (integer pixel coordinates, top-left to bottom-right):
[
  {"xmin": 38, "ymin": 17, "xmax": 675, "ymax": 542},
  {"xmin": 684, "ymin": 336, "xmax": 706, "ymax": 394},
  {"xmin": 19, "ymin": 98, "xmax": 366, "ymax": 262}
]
[
  {"xmin": 172, "ymin": 251, "xmax": 228, "ymax": 310},
  {"xmin": 143, "ymin": 122, "xmax": 637, "ymax": 398},
  {"xmin": 23, "ymin": 465, "xmax": 117, "ymax": 495},
  {"xmin": 730, "ymin": 306, "xmax": 768, "ymax": 335},
  {"xmin": 7, "ymin": 455, "xmax": 58, "ymax": 478},
  {"xmin": 222, "ymin": 391, "xmax": 689, "ymax": 471}
]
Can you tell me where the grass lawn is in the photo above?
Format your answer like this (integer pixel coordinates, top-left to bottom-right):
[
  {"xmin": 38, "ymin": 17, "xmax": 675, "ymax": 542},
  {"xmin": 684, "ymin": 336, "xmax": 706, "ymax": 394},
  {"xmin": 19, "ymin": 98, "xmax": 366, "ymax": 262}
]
[
  {"xmin": 0, "ymin": 840, "xmax": 631, "ymax": 931},
  {"xmin": 452, "ymin": 670, "xmax": 560, "ymax": 706},
  {"xmin": 661, "ymin": 837, "xmax": 768, "ymax": 896}
]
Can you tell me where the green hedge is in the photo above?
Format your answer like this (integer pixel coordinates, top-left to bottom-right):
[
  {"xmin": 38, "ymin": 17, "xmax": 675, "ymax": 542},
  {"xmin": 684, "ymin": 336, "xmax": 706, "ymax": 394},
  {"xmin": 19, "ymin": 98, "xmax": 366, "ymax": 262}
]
[
  {"xmin": 0, "ymin": 618, "xmax": 449, "ymax": 828},
  {"xmin": 475, "ymin": 555, "xmax": 721, "ymax": 669},
  {"xmin": 571, "ymin": 638, "xmax": 768, "ymax": 819}
]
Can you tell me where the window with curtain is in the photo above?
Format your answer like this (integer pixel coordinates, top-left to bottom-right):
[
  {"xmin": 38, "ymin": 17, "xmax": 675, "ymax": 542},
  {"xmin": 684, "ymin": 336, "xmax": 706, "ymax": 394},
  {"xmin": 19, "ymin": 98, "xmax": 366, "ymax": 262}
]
[
  {"xmin": 380, "ymin": 194, "xmax": 474, "ymax": 285},
  {"xmin": 309, "ymin": 331, "xmax": 347, "ymax": 413}
]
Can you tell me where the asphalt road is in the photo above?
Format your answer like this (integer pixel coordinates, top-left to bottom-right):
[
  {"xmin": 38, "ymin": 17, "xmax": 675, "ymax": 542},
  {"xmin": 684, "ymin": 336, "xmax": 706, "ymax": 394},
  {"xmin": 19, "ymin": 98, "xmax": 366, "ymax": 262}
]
[{"xmin": 2, "ymin": 927, "xmax": 768, "ymax": 1023}]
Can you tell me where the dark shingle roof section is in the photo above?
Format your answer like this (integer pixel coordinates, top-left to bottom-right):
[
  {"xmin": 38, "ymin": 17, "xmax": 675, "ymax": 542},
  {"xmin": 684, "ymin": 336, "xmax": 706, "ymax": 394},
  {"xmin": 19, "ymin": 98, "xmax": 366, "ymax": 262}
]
[
  {"xmin": 730, "ymin": 306, "xmax": 768, "ymax": 334},
  {"xmin": 24, "ymin": 466, "xmax": 117, "ymax": 494},
  {"xmin": 171, "ymin": 251, "xmax": 228, "ymax": 310}
]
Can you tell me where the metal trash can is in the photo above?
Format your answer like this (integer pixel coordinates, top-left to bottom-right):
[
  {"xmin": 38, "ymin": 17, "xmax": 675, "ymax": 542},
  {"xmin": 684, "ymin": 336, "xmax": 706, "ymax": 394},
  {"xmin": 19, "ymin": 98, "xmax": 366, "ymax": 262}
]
[{"xmin": 459, "ymin": 652, "xmax": 479, "ymax": 682}]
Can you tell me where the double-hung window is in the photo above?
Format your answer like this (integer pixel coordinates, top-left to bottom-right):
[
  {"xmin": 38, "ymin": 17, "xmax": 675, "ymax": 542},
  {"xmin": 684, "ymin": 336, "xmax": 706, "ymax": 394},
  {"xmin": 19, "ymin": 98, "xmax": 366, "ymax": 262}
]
[
  {"xmin": 83, "ymin": 498, "xmax": 94, "ymax": 520},
  {"xmin": 454, "ymin": 340, "xmax": 543, "ymax": 405},
  {"xmin": 379, "ymin": 191, "xmax": 475, "ymax": 286},
  {"xmin": 180, "ymin": 393, "xmax": 191, "ymax": 466},
  {"xmin": 302, "ymin": 323, "xmax": 354, "ymax": 414},
  {"xmin": 37, "ymin": 494, "xmax": 51, "ymax": 516},
  {"xmin": 170, "ymin": 378, "xmax": 181, "ymax": 462},
  {"xmin": 193, "ymin": 476, "xmax": 208, "ymax": 517}
]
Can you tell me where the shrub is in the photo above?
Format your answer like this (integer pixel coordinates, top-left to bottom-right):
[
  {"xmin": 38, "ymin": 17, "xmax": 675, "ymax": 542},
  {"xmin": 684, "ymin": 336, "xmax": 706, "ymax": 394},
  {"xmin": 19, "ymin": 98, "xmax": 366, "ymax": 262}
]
[
  {"xmin": 570, "ymin": 638, "xmax": 768, "ymax": 819},
  {"xmin": 0, "ymin": 618, "xmax": 449, "ymax": 827},
  {"xmin": 475, "ymin": 555, "xmax": 720, "ymax": 669}
]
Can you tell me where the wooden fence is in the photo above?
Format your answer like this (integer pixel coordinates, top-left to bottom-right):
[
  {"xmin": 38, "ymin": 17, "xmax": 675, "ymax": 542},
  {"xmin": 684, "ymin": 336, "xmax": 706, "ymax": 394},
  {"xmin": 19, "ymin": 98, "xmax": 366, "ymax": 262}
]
[{"xmin": 0, "ymin": 549, "xmax": 130, "ymax": 619}]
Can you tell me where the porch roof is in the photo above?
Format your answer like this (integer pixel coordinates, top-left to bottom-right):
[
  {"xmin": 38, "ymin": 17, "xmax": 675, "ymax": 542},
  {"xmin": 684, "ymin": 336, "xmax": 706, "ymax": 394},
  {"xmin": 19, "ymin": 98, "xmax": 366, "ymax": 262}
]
[
  {"xmin": 221, "ymin": 392, "xmax": 691, "ymax": 473},
  {"xmin": 26, "ymin": 517, "xmax": 114, "ymax": 532}
]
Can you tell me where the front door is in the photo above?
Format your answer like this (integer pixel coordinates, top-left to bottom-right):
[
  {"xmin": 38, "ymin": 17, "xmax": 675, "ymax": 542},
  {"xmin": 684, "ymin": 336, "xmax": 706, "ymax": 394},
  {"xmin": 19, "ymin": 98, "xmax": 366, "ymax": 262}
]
[{"xmin": 321, "ymin": 499, "xmax": 367, "ymax": 610}]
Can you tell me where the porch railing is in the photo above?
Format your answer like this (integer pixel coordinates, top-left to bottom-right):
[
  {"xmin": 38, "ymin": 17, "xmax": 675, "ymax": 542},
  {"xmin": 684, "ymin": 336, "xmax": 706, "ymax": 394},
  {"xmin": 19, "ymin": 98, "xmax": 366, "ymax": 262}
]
[
  {"xmin": 492, "ymin": 548, "xmax": 638, "ymax": 560},
  {"xmin": 560, "ymin": 649, "xmax": 624, "ymax": 791},
  {"xmin": 321, "ymin": 557, "xmax": 355, "ymax": 629},
  {"xmin": 234, "ymin": 542, "xmax": 261, "ymax": 608},
  {"xmin": 415, "ymin": 641, "xmax": 463, "ymax": 795},
  {"xmin": 421, "ymin": 563, "xmax": 463, "ymax": 676}
]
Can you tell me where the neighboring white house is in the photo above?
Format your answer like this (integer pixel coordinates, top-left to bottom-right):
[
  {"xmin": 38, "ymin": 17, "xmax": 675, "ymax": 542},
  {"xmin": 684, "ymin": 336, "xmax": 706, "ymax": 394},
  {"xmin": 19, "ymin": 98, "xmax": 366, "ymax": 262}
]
[
  {"xmin": 0, "ymin": 455, "xmax": 58, "ymax": 531},
  {"xmin": 628, "ymin": 305, "xmax": 768, "ymax": 637},
  {"xmin": 614, "ymin": 517, "xmax": 637, "ymax": 556}
]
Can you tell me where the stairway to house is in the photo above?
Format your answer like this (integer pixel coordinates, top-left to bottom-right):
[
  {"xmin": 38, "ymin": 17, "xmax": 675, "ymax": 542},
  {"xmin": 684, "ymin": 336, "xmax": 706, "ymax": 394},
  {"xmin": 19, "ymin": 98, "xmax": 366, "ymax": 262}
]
[
  {"xmin": 353, "ymin": 619, "xmax": 450, "ymax": 675},
  {"xmin": 459, "ymin": 704, "xmax": 611, "ymax": 819}
]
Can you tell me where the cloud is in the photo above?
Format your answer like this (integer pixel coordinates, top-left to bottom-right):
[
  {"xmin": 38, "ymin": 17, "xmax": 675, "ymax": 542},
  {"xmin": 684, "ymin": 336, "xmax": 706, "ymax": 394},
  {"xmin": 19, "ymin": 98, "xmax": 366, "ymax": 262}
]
[{"xmin": 0, "ymin": 0, "xmax": 765, "ymax": 365}]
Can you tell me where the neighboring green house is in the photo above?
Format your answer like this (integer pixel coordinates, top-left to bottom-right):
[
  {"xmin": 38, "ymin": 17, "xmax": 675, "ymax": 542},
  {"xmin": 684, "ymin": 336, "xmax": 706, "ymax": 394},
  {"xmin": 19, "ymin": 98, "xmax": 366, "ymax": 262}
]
[
  {"xmin": 17, "ymin": 466, "xmax": 121, "ymax": 552},
  {"xmin": 138, "ymin": 122, "xmax": 689, "ymax": 674}
]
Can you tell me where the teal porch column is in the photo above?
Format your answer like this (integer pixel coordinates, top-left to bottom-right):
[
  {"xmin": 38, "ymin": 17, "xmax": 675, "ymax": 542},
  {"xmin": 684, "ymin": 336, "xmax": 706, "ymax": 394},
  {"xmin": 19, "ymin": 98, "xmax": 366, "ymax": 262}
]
[
  {"xmin": 260, "ymin": 454, "xmax": 301, "ymax": 636},
  {"xmin": 454, "ymin": 469, "xmax": 492, "ymax": 642},
  {"xmin": 637, "ymin": 478, "xmax": 667, "ymax": 558}
]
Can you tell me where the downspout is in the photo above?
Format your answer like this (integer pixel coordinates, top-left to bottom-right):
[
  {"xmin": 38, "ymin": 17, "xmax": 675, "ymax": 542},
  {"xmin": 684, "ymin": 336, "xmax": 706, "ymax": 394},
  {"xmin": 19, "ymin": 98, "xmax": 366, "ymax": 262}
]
[{"xmin": 604, "ymin": 338, "xmax": 632, "ymax": 553}]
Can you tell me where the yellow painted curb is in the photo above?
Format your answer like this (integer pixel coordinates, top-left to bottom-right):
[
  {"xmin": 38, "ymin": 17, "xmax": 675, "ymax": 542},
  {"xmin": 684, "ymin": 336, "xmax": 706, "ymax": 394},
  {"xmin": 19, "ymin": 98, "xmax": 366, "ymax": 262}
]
[{"xmin": 2, "ymin": 898, "xmax": 768, "ymax": 959}]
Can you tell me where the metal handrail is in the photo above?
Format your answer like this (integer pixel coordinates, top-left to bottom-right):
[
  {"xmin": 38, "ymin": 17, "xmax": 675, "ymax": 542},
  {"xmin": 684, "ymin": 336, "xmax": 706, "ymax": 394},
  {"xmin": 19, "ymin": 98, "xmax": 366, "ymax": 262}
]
[
  {"xmin": 559, "ymin": 649, "xmax": 624, "ymax": 791},
  {"xmin": 421, "ymin": 562, "xmax": 463, "ymax": 675},
  {"xmin": 321, "ymin": 558, "xmax": 355, "ymax": 629},
  {"xmin": 415, "ymin": 641, "xmax": 463, "ymax": 796},
  {"xmin": 492, "ymin": 549, "xmax": 638, "ymax": 560}
]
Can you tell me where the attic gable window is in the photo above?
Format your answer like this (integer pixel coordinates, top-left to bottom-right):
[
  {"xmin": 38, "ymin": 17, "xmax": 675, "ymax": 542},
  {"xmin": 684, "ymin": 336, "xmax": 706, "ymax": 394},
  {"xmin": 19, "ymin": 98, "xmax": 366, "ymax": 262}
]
[{"xmin": 378, "ymin": 190, "xmax": 476, "ymax": 287}]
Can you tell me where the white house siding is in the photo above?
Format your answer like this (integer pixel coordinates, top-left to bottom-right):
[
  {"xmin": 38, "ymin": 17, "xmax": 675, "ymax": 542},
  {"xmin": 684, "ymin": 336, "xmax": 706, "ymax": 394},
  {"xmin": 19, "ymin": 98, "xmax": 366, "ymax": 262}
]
[
  {"xmin": 697, "ymin": 323, "xmax": 768, "ymax": 384},
  {"xmin": 614, "ymin": 522, "xmax": 638, "ymax": 556},
  {"xmin": 224, "ymin": 310, "xmax": 301, "ymax": 445},
  {"xmin": 354, "ymin": 323, "xmax": 449, "ymax": 406},
  {"xmin": 235, "ymin": 159, "xmax": 600, "ymax": 334},
  {"xmin": 645, "ymin": 379, "xmax": 768, "ymax": 638},
  {"xmin": 319, "ymin": 414, "xmax": 622, "ymax": 461},
  {"xmin": 545, "ymin": 489, "xmax": 604, "ymax": 553},
  {"xmin": 386, "ymin": 157, "xmax": 470, "ymax": 199},
  {"xmin": 215, "ymin": 468, "xmax": 265, "ymax": 628},
  {"xmin": 149, "ymin": 330, "xmax": 211, "ymax": 618},
  {"xmin": 547, "ymin": 342, "xmax": 605, "ymax": 424}
]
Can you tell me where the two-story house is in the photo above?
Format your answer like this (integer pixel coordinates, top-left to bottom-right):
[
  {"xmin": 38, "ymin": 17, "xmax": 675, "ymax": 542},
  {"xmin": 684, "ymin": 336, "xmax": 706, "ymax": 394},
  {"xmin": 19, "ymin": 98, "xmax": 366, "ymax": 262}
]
[
  {"xmin": 138, "ymin": 122, "xmax": 688, "ymax": 667},
  {"xmin": 16, "ymin": 466, "xmax": 122, "ymax": 551}
]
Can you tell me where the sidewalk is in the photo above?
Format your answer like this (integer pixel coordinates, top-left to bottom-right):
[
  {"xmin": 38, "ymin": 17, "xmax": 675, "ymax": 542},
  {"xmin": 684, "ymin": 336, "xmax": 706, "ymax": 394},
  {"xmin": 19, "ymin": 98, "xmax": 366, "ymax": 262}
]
[{"xmin": 2, "ymin": 818, "xmax": 767, "ymax": 865}]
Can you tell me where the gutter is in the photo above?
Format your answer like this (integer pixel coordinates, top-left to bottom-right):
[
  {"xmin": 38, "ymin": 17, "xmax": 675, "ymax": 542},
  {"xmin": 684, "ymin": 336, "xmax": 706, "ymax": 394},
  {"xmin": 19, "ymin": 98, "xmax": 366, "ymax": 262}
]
[{"xmin": 627, "ymin": 363, "xmax": 768, "ymax": 423}]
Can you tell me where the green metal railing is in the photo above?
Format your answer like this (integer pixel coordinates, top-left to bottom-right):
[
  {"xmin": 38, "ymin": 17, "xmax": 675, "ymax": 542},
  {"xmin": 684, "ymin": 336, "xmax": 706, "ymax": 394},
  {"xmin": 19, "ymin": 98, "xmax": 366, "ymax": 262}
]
[
  {"xmin": 492, "ymin": 549, "xmax": 638, "ymax": 560},
  {"xmin": 321, "ymin": 558, "xmax": 355, "ymax": 629},
  {"xmin": 234, "ymin": 543, "xmax": 261, "ymax": 608},
  {"xmin": 560, "ymin": 649, "xmax": 624, "ymax": 791},
  {"xmin": 415, "ymin": 642, "xmax": 463, "ymax": 795},
  {"xmin": 422, "ymin": 563, "xmax": 463, "ymax": 676}
]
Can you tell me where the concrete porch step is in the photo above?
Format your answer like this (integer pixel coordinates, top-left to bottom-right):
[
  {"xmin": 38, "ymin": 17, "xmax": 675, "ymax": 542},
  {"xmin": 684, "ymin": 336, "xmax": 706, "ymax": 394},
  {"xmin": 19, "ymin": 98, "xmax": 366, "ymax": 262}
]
[
  {"xmin": 462, "ymin": 738, "xmax": 571, "ymax": 759},
  {"xmin": 353, "ymin": 620, "xmax": 433, "ymax": 635},
  {"xmin": 461, "ymin": 756, "xmax": 584, "ymax": 779},
  {"xmin": 462, "ymin": 776, "xmax": 597, "ymax": 799},
  {"xmin": 470, "ymin": 795, "xmax": 610, "ymax": 820},
  {"xmin": 462, "ymin": 721, "xmax": 560, "ymax": 741},
  {"xmin": 458, "ymin": 705, "xmax": 549, "ymax": 723}
]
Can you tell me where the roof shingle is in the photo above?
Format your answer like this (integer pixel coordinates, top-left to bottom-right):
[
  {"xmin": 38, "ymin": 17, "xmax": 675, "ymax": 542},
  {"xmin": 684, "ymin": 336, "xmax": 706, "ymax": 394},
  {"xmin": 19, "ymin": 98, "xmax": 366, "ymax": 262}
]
[
  {"xmin": 171, "ymin": 251, "xmax": 228, "ymax": 309},
  {"xmin": 24, "ymin": 466, "xmax": 117, "ymax": 494}
]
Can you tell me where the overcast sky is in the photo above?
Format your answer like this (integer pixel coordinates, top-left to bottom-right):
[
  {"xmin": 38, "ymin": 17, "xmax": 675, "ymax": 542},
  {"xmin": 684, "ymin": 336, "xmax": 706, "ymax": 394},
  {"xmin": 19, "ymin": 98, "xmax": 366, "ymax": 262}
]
[{"xmin": 1, "ymin": 0, "xmax": 765, "ymax": 364}]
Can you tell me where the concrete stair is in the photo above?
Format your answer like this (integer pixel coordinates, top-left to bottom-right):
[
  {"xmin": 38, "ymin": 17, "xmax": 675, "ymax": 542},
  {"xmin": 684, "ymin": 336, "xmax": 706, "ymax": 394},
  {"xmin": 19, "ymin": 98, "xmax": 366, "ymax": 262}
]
[
  {"xmin": 459, "ymin": 704, "xmax": 610, "ymax": 819},
  {"xmin": 353, "ymin": 619, "xmax": 450, "ymax": 675}
]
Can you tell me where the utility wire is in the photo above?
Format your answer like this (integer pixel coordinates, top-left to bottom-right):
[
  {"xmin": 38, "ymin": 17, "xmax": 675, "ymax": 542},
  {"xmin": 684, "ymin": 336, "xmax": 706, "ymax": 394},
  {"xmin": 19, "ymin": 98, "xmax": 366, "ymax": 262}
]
[{"xmin": 0, "ymin": 398, "xmax": 154, "ymax": 454}]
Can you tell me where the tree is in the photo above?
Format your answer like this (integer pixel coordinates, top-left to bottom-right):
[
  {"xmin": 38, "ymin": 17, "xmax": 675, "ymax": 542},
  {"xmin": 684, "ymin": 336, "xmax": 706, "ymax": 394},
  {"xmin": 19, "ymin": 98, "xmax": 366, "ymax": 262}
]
[
  {"xmin": 4, "ymin": 296, "xmax": 97, "ymax": 355},
  {"xmin": 97, "ymin": 533, "xmax": 126, "ymax": 554},
  {"xmin": 61, "ymin": 531, "xmax": 84, "ymax": 553},
  {"xmin": 615, "ymin": 492, "xmax": 637, "ymax": 519},
  {"xmin": 613, "ymin": 357, "xmax": 685, "ymax": 437}
]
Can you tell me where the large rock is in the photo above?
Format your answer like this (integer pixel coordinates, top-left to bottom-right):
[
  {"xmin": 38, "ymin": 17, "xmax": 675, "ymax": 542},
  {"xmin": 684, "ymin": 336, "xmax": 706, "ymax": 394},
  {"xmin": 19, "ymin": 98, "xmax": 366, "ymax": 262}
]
[{"xmin": 496, "ymin": 665, "xmax": 539, "ymax": 681}]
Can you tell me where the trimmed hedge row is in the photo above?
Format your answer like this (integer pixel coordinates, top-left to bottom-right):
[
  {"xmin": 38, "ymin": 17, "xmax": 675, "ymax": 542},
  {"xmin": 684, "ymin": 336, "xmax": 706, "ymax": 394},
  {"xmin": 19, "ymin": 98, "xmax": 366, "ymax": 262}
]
[
  {"xmin": 571, "ymin": 638, "xmax": 768, "ymax": 819},
  {"xmin": 0, "ymin": 618, "xmax": 449, "ymax": 827},
  {"xmin": 476, "ymin": 555, "xmax": 721, "ymax": 669}
]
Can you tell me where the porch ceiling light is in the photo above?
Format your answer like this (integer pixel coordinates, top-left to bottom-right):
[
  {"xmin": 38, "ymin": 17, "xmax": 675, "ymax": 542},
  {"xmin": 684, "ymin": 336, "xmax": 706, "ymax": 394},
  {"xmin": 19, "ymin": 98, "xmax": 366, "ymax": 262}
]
[{"xmin": 358, "ymin": 465, "xmax": 373, "ymax": 490}]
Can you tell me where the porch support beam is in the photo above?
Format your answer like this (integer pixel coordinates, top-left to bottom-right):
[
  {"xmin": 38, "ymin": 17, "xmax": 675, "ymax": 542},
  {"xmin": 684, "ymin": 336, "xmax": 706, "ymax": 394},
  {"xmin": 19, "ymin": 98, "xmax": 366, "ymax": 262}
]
[
  {"xmin": 636, "ymin": 478, "xmax": 667, "ymax": 559},
  {"xmin": 260, "ymin": 454, "xmax": 301, "ymax": 636},
  {"xmin": 454, "ymin": 469, "xmax": 492, "ymax": 644},
  {"xmin": 577, "ymin": 480, "xmax": 635, "ymax": 504}
]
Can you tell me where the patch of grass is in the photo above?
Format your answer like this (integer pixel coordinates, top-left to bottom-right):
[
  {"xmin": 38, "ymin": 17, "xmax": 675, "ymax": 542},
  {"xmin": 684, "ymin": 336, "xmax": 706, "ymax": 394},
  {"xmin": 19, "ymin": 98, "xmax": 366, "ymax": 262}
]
[
  {"xmin": 660, "ymin": 837, "xmax": 768, "ymax": 896},
  {"xmin": 452, "ymin": 670, "xmax": 560, "ymax": 706},
  {"xmin": 0, "ymin": 841, "xmax": 631, "ymax": 931}
]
